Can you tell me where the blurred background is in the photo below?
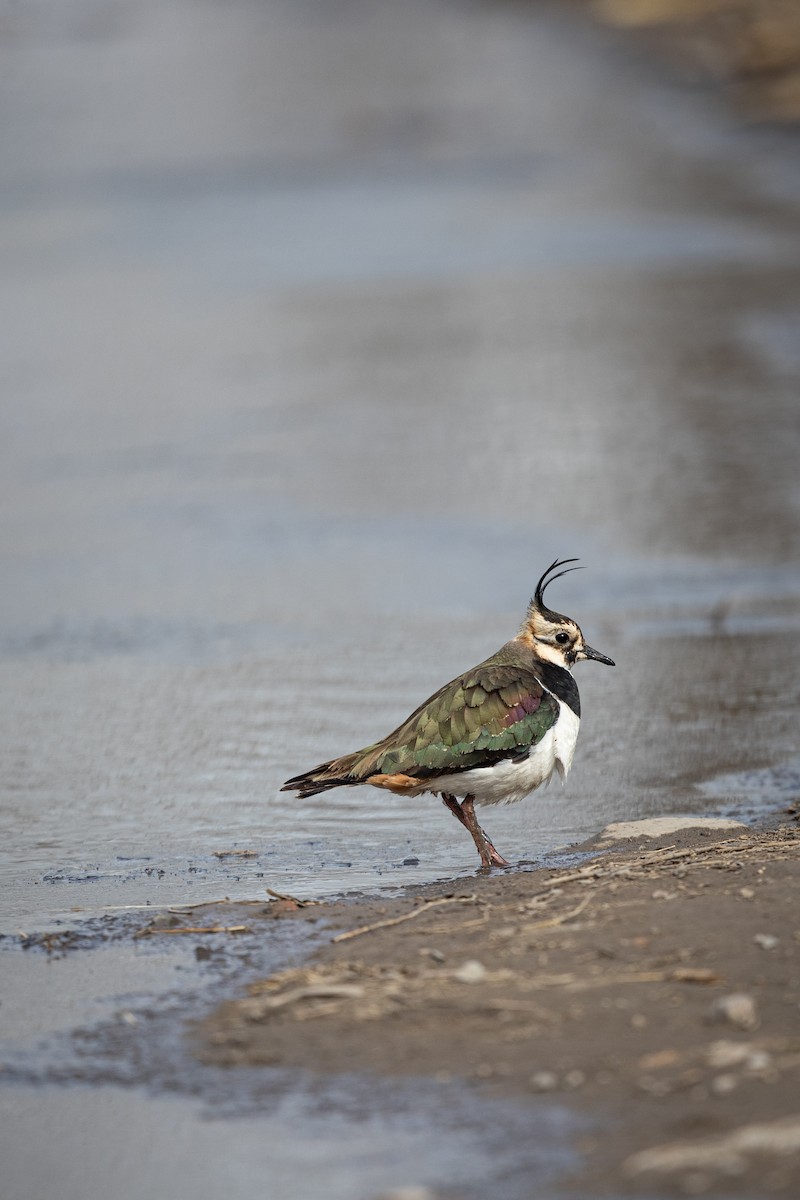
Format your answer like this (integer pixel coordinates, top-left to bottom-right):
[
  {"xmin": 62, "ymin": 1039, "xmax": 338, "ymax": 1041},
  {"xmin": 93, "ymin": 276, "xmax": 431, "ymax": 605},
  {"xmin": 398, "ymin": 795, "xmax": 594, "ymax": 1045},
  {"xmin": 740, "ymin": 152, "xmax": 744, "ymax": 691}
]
[
  {"xmin": 589, "ymin": 0, "xmax": 800, "ymax": 121},
  {"xmin": 1, "ymin": 0, "xmax": 799, "ymax": 921}
]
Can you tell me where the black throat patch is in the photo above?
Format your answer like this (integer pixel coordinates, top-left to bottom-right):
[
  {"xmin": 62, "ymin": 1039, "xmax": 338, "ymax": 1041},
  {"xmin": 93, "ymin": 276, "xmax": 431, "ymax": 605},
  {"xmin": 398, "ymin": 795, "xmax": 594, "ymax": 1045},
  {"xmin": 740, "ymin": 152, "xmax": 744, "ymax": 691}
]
[{"xmin": 535, "ymin": 660, "xmax": 581, "ymax": 717}]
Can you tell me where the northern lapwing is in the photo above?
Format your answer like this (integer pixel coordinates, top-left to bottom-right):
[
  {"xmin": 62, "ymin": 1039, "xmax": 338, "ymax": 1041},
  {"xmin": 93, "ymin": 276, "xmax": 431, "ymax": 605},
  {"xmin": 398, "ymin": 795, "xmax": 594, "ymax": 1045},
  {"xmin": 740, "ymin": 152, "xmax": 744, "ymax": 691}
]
[{"xmin": 281, "ymin": 559, "xmax": 614, "ymax": 869}]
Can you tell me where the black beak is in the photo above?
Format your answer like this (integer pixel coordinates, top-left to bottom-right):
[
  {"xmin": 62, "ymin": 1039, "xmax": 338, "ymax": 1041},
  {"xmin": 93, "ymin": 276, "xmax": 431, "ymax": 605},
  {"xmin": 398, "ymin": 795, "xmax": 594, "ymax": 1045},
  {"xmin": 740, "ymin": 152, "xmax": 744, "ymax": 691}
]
[{"xmin": 582, "ymin": 644, "xmax": 615, "ymax": 666}]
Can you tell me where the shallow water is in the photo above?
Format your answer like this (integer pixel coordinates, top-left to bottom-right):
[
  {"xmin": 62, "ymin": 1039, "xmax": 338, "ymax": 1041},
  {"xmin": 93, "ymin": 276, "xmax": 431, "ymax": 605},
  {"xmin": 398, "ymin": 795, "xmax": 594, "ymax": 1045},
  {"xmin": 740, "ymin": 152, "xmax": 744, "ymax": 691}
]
[
  {"xmin": 0, "ymin": 899, "xmax": 588, "ymax": 1200},
  {"xmin": 1, "ymin": 0, "xmax": 799, "ymax": 1197},
  {"xmin": 1, "ymin": 1080, "xmax": 582, "ymax": 1200},
  {"xmin": 2, "ymin": 567, "xmax": 798, "ymax": 931}
]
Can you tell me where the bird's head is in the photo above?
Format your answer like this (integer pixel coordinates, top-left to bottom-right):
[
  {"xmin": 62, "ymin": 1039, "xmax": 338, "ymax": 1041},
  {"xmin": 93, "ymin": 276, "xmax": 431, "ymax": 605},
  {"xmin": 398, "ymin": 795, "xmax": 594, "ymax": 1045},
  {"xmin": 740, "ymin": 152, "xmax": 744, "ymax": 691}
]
[{"xmin": 519, "ymin": 558, "xmax": 615, "ymax": 671}]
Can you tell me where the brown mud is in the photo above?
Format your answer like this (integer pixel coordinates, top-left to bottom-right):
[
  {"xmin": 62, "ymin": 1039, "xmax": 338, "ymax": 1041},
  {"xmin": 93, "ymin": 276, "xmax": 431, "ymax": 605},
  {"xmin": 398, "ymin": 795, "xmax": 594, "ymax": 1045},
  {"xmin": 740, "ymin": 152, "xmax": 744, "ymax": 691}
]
[{"xmin": 194, "ymin": 817, "xmax": 800, "ymax": 1196}]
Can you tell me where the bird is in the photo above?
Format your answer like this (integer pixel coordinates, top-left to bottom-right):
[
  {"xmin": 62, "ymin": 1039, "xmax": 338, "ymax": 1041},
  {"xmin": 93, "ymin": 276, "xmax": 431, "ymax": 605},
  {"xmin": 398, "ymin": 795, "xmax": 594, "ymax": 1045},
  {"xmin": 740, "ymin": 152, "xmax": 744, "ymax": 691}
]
[{"xmin": 281, "ymin": 558, "xmax": 614, "ymax": 870}]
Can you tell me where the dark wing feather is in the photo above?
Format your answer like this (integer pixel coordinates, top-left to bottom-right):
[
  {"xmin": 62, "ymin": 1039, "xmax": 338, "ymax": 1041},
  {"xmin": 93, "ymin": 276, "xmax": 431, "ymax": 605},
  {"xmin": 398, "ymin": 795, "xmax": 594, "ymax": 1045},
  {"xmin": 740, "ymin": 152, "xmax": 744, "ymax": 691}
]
[
  {"xmin": 365, "ymin": 663, "xmax": 558, "ymax": 778},
  {"xmin": 282, "ymin": 661, "xmax": 559, "ymax": 796}
]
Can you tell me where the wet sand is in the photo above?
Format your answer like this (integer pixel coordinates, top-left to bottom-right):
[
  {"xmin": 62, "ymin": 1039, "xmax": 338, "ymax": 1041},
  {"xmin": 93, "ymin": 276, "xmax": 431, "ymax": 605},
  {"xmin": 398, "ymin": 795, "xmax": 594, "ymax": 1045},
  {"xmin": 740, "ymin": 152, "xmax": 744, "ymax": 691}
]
[{"xmin": 193, "ymin": 816, "xmax": 800, "ymax": 1196}]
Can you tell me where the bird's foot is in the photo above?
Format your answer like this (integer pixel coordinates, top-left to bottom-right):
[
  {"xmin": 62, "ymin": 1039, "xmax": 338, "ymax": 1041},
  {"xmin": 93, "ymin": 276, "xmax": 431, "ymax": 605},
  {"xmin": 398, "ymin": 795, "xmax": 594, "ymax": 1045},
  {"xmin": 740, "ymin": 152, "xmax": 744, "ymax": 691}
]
[
  {"xmin": 449, "ymin": 793, "xmax": 510, "ymax": 871},
  {"xmin": 480, "ymin": 830, "xmax": 509, "ymax": 869}
]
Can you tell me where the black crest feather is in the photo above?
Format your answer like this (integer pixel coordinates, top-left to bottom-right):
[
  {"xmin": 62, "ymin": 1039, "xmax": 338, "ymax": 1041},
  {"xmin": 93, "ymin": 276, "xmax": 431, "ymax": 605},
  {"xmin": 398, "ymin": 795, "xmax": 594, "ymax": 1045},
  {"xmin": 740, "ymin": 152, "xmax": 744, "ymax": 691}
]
[{"xmin": 532, "ymin": 557, "xmax": 583, "ymax": 618}]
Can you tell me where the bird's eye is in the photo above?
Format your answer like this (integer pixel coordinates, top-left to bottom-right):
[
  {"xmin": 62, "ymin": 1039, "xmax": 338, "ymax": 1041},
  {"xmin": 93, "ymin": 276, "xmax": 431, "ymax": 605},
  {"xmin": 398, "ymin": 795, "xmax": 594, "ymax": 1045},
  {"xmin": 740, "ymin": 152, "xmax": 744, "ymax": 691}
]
[{"xmin": 555, "ymin": 631, "xmax": 570, "ymax": 644}]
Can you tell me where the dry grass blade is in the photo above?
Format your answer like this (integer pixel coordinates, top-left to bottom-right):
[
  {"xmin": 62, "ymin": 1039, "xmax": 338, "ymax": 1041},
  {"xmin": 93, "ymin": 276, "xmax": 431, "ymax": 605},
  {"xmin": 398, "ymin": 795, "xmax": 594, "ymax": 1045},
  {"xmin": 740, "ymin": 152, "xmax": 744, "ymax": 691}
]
[
  {"xmin": 527, "ymin": 838, "xmax": 779, "ymax": 898},
  {"xmin": 242, "ymin": 984, "xmax": 366, "ymax": 1015},
  {"xmin": 266, "ymin": 888, "xmax": 322, "ymax": 907},
  {"xmin": 332, "ymin": 894, "xmax": 478, "ymax": 943},
  {"xmin": 134, "ymin": 923, "xmax": 251, "ymax": 939},
  {"xmin": 526, "ymin": 969, "xmax": 672, "ymax": 992},
  {"xmin": 106, "ymin": 898, "xmax": 266, "ymax": 915},
  {"xmin": 422, "ymin": 914, "xmax": 491, "ymax": 935},
  {"xmin": 521, "ymin": 893, "xmax": 593, "ymax": 932}
]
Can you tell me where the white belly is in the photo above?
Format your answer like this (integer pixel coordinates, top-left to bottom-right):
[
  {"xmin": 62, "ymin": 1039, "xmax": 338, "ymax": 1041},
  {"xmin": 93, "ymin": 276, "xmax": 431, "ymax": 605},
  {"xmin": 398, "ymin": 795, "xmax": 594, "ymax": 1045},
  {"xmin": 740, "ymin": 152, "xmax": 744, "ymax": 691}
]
[{"xmin": 429, "ymin": 704, "xmax": 580, "ymax": 807}]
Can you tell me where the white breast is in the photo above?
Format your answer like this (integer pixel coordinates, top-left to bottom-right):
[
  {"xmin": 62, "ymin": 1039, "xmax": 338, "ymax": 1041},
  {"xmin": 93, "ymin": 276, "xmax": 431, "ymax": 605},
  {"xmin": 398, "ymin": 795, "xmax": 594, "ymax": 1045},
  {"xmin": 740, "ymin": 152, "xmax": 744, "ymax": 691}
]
[{"xmin": 429, "ymin": 702, "xmax": 581, "ymax": 807}]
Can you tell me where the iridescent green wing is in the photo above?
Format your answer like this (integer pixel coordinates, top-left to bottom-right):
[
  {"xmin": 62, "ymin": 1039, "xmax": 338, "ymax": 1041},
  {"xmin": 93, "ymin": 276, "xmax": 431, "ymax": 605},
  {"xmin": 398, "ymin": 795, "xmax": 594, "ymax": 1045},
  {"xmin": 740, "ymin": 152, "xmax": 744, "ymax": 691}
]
[{"xmin": 353, "ymin": 662, "xmax": 559, "ymax": 779}]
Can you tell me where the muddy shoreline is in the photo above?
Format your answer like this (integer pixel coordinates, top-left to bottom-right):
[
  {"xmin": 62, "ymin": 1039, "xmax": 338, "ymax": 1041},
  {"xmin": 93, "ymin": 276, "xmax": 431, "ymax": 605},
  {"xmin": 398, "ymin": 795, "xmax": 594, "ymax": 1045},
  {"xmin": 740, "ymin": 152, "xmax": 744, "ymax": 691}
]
[
  {"xmin": 189, "ymin": 816, "xmax": 800, "ymax": 1196},
  {"xmin": 4, "ymin": 810, "xmax": 799, "ymax": 1198}
]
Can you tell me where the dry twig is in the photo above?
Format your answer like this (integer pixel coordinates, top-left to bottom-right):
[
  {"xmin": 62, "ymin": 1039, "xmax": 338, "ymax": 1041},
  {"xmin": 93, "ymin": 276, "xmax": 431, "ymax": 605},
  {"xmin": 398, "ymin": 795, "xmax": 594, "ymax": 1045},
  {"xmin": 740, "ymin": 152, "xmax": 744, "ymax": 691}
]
[
  {"xmin": 521, "ymin": 893, "xmax": 593, "ymax": 931},
  {"xmin": 241, "ymin": 984, "xmax": 366, "ymax": 1016},
  {"xmin": 332, "ymin": 894, "xmax": 478, "ymax": 943},
  {"xmin": 134, "ymin": 923, "xmax": 251, "ymax": 939},
  {"xmin": 266, "ymin": 888, "xmax": 322, "ymax": 907}
]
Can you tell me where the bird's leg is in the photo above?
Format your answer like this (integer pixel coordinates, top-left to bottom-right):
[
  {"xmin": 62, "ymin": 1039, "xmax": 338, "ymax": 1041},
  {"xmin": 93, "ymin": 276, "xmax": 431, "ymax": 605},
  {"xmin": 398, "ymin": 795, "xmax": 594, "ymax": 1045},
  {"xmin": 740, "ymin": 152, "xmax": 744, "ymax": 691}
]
[
  {"xmin": 441, "ymin": 792, "xmax": 469, "ymax": 829},
  {"xmin": 461, "ymin": 794, "xmax": 510, "ymax": 869},
  {"xmin": 442, "ymin": 793, "xmax": 509, "ymax": 869}
]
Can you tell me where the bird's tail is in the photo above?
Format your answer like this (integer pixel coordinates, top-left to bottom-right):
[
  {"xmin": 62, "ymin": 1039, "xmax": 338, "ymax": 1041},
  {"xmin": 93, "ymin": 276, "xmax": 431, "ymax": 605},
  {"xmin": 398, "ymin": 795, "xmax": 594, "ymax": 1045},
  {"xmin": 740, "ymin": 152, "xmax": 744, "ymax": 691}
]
[{"xmin": 280, "ymin": 749, "xmax": 371, "ymax": 799}]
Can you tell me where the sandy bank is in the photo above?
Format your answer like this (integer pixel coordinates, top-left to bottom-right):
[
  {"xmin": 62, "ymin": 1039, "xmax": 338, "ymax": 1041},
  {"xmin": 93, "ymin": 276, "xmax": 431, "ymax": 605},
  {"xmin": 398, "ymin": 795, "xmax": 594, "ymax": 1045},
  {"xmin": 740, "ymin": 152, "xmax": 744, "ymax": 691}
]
[{"xmin": 195, "ymin": 817, "xmax": 800, "ymax": 1195}]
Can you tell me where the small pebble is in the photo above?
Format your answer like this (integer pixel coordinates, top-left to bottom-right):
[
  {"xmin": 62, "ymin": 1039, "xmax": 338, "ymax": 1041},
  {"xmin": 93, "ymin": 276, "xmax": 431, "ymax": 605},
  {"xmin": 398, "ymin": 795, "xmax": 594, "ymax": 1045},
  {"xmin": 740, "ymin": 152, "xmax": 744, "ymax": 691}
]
[
  {"xmin": 529, "ymin": 1070, "xmax": 558, "ymax": 1092},
  {"xmin": 708, "ymin": 992, "xmax": 759, "ymax": 1031},
  {"xmin": 753, "ymin": 932, "xmax": 779, "ymax": 951},
  {"xmin": 706, "ymin": 1040, "xmax": 751, "ymax": 1069},
  {"xmin": 710, "ymin": 1073, "xmax": 737, "ymax": 1097},
  {"xmin": 377, "ymin": 1189, "xmax": 437, "ymax": 1200},
  {"xmin": 419, "ymin": 947, "xmax": 445, "ymax": 964},
  {"xmin": 745, "ymin": 1050, "xmax": 772, "ymax": 1073},
  {"xmin": 564, "ymin": 1069, "xmax": 586, "ymax": 1090},
  {"xmin": 453, "ymin": 959, "xmax": 487, "ymax": 984},
  {"xmin": 738, "ymin": 887, "xmax": 755, "ymax": 900}
]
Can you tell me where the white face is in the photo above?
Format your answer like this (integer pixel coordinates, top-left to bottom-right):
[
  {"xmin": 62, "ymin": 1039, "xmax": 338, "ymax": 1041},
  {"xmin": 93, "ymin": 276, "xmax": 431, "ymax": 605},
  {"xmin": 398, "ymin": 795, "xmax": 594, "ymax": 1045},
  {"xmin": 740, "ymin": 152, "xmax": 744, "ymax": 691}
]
[
  {"xmin": 523, "ymin": 606, "xmax": 615, "ymax": 670},
  {"xmin": 527, "ymin": 612, "xmax": 585, "ymax": 668}
]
